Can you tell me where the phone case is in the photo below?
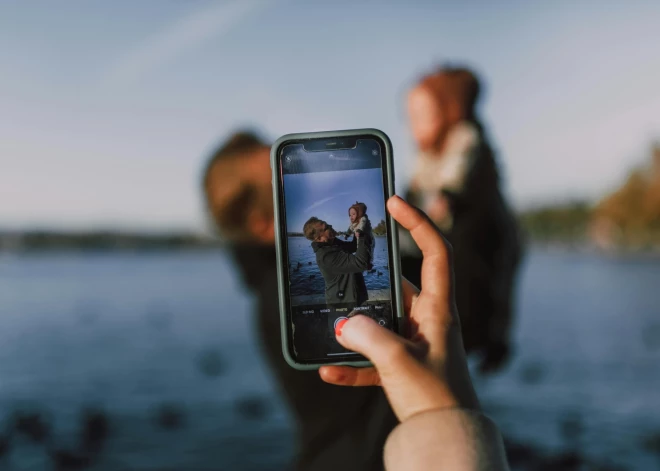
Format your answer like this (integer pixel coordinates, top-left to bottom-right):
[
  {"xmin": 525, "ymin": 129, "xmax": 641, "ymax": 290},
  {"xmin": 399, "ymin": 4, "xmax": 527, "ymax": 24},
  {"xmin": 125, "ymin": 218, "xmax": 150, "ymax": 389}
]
[{"xmin": 271, "ymin": 129, "xmax": 405, "ymax": 370}]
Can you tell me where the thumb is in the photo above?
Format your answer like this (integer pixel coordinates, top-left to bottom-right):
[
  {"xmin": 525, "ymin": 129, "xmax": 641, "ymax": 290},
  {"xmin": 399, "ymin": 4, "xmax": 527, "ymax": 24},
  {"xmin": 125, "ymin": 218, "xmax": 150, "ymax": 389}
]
[
  {"xmin": 337, "ymin": 315, "xmax": 460, "ymax": 421},
  {"xmin": 337, "ymin": 315, "xmax": 418, "ymax": 376}
]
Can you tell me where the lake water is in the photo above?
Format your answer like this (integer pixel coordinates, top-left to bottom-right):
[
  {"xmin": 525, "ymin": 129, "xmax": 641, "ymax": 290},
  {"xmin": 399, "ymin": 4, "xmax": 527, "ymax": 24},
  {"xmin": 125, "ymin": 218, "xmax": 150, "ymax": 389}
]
[
  {"xmin": 287, "ymin": 236, "xmax": 391, "ymax": 296},
  {"xmin": 0, "ymin": 249, "xmax": 659, "ymax": 470}
]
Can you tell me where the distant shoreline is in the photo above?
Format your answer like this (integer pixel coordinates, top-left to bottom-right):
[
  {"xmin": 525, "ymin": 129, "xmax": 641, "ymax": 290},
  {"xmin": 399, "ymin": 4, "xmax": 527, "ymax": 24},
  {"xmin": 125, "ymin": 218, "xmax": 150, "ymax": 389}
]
[
  {"xmin": 525, "ymin": 241, "xmax": 660, "ymax": 258},
  {"xmin": 0, "ymin": 231, "xmax": 223, "ymax": 253},
  {"xmin": 3, "ymin": 231, "xmax": 659, "ymax": 255}
]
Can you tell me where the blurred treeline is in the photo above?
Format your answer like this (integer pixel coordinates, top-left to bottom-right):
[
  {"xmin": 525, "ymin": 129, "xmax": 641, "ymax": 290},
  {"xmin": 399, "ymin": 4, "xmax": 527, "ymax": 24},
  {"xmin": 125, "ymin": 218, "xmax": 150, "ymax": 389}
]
[
  {"xmin": 0, "ymin": 231, "xmax": 220, "ymax": 252},
  {"xmin": 373, "ymin": 220, "xmax": 387, "ymax": 236},
  {"xmin": 520, "ymin": 144, "xmax": 660, "ymax": 251}
]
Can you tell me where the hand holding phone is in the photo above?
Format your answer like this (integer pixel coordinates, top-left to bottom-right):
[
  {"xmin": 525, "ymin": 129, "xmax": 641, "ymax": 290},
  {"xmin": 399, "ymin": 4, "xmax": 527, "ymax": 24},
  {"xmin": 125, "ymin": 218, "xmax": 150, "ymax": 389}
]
[
  {"xmin": 271, "ymin": 129, "xmax": 404, "ymax": 369},
  {"xmin": 319, "ymin": 196, "xmax": 479, "ymax": 420}
]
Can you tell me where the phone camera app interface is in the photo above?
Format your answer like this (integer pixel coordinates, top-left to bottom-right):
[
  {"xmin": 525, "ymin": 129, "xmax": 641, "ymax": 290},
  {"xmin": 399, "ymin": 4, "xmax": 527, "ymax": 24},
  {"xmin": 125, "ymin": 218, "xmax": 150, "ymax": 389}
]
[{"xmin": 280, "ymin": 138, "xmax": 394, "ymax": 362}]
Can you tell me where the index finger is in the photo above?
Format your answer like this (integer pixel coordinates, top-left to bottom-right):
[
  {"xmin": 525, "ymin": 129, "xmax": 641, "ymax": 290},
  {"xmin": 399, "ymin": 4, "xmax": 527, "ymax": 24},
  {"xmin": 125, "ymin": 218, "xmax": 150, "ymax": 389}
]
[{"xmin": 387, "ymin": 195, "xmax": 452, "ymax": 300}]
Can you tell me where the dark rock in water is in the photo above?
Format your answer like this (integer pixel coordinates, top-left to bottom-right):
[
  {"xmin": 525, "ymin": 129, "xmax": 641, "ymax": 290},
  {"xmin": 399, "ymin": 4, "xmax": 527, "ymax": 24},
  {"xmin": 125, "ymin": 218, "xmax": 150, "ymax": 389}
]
[
  {"xmin": 518, "ymin": 361, "xmax": 546, "ymax": 385},
  {"xmin": 505, "ymin": 437, "xmax": 626, "ymax": 471},
  {"xmin": 154, "ymin": 403, "xmax": 186, "ymax": 430},
  {"xmin": 589, "ymin": 463, "xmax": 629, "ymax": 471},
  {"xmin": 308, "ymin": 274, "xmax": 315, "ymax": 280},
  {"xmin": 80, "ymin": 408, "xmax": 109, "ymax": 453},
  {"xmin": 13, "ymin": 411, "xmax": 51, "ymax": 443},
  {"xmin": 377, "ymin": 271, "xmax": 383, "ymax": 276},
  {"xmin": 536, "ymin": 451, "xmax": 585, "ymax": 471},
  {"xmin": 504, "ymin": 439, "xmax": 541, "ymax": 467},
  {"xmin": 234, "ymin": 396, "xmax": 270, "ymax": 421},
  {"xmin": 196, "ymin": 349, "xmax": 225, "ymax": 378},
  {"xmin": 642, "ymin": 430, "xmax": 660, "ymax": 455},
  {"xmin": 308, "ymin": 261, "xmax": 312, "ymax": 265},
  {"xmin": 0, "ymin": 435, "xmax": 10, "ymax": 458},
  {"xmin": 49, "ymin": 448, "xmax": 92, "ymax": 471},
  {"xmin": 559, "ymin": 411, "xmax": 583, "ymax": 445}
]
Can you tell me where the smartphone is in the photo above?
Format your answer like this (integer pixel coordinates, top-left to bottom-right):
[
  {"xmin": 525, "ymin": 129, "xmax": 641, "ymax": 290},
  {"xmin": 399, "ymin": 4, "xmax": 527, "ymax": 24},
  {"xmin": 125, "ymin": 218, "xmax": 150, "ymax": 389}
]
[{"xmin": 271, "ymin": 129, "xmax": 404, "ymax": 370}]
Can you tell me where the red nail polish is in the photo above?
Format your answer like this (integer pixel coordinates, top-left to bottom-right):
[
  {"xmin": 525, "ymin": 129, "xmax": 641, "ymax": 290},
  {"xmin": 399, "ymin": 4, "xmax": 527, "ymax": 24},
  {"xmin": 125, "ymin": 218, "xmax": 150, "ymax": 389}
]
[{"xmin": 335, "ymin": 318, "xmax": 349, "ymax": 337}]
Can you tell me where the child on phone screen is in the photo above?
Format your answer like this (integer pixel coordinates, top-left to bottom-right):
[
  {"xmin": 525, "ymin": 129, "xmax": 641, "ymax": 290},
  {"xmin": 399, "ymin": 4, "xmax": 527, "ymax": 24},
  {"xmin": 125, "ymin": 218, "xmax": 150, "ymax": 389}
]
[{"xmin": 345, "ymin": 202, "xmax": 374, "ymax": 270}]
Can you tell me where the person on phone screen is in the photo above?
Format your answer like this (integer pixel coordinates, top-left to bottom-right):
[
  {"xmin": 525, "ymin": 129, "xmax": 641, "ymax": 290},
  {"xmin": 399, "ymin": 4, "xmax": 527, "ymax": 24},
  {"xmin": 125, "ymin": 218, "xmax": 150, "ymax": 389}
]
[
  {"xmin": 400, "ymin": 65, "xmax": 524, "ymax": 374},
  {"xmin": 303, "ymin": 216, "xmax": 370, "ymax": 305},
  {"xmin": 201, "ymin": 130, "xmax": 397, "ymax": 471}
]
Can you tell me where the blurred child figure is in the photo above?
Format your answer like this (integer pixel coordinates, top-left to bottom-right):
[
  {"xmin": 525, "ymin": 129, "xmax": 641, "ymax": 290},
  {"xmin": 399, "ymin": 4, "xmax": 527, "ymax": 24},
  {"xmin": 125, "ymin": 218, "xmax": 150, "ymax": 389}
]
[
  {"xmin": 401, "ymin": 66, "xmax": 524, "ymax": 373},
  {"xmin": 345, "ymin": 202, "xmax": 374, "ymax": 270},
  {"xmin": 202, "ymin": 130, "xmax": 397, "ymax": 471}
]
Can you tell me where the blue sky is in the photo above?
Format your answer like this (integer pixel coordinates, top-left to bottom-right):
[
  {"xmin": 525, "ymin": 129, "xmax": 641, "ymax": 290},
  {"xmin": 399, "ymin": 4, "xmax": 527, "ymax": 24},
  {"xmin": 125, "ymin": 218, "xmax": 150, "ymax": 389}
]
[
  {"xmin": 1, "ymin": 1, "xmax": 659, "ymax": 230},
  {"xmin": 284, "ymin": 169, "xmax": 386, "ymax": 233}
]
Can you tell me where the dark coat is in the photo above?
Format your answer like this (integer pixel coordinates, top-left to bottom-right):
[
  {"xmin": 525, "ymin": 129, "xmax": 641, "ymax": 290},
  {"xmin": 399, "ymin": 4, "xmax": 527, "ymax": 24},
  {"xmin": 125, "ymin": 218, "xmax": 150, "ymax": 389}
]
[
  {"xmin": 229, "ymin": 244, "xmax": 397, "ymax": 471},
  {"xmin": 311, "ymin": 237, "xmax": 370, "ymax": 305}
]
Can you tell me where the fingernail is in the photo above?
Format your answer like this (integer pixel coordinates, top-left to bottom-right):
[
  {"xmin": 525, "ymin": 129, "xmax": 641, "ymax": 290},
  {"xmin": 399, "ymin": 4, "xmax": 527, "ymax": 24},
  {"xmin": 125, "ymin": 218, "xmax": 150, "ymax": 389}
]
[{"xmin": 335, "ymin": 318, "xmax": 349, "ymax": 337}]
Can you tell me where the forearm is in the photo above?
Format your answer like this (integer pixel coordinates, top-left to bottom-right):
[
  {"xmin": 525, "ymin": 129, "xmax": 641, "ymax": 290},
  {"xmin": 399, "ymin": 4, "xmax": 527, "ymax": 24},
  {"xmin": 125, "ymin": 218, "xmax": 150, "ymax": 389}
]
[
  {"xmin": 337, "ymin": 238, "xmax": 358, "ymax": 253},
  {"xmin": 384, "ymin": 408, "xmax": 509, "ymax": 471},
  {"xmin": 344, "ymin": 241, "xmax": 371, "ymax": 271}
]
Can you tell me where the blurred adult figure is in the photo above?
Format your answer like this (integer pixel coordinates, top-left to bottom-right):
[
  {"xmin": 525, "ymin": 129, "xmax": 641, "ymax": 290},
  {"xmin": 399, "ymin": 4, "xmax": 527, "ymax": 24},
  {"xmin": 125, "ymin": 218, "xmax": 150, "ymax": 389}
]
[
  {"xmin": 400, "ymin": 66, "xmax": 524, "ymax": 373},
  {"xmin": 201, "ymin": 131, "xmax": 398, "ymax": 471}
]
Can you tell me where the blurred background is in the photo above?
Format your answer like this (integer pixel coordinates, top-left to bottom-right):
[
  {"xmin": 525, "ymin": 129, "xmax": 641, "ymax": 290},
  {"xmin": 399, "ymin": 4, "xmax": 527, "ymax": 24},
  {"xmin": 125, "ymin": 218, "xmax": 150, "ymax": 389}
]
[{"xmin": 1, "ymin": 1, "xmax": 660, "ymax": 470}]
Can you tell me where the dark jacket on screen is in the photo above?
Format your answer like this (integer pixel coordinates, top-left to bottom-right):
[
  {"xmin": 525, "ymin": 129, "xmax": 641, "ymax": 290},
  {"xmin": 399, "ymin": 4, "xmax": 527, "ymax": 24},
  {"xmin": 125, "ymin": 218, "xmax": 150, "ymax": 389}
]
[{"xmin": 311, "ymin": 236, "xmax": 370, "ymax": 306}]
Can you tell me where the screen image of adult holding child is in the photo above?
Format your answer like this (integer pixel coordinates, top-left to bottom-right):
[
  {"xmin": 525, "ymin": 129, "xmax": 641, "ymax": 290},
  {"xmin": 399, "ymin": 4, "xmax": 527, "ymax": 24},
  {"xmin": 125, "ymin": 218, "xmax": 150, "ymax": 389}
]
[
  {"xmin": 302, "ymin": 201, "xmax": 374, "ymax": 306},
  {"xmin": 400, "ymin": 65, "xmax": 524, "ymax": 374}
]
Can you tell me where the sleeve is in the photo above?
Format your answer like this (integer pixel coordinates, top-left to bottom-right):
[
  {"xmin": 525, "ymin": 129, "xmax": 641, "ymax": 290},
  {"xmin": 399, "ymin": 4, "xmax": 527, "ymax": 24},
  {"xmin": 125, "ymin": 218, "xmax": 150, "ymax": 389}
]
[
  {"xmin": 384, "ymin": 408, "xmax": 509, "ymax": 471},
  {"xmin": 337, "ymin": 237, "xmax": 357, "ymax": 253},
  {"xmin": 320, "ymin": 241, "xmax": 371, "ymax": 274}
]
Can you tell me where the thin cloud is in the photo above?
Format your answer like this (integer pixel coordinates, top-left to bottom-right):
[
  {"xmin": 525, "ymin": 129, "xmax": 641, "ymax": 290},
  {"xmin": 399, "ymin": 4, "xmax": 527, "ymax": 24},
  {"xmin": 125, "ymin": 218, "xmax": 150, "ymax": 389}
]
[
  {"xmin": 304, "ymin": 192, "xmax": 352, "ymax": 213},
  {"xmin": 103, "ymin": 0, "xmax": 270, "ymax": 88}
]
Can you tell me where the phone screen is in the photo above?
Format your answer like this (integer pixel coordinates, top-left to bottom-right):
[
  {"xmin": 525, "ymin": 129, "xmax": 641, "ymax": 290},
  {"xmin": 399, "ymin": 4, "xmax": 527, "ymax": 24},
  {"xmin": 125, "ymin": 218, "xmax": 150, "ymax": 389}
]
[{"xmin": 277, "ymin": 136, "xmax": 397, "ymax": 363}]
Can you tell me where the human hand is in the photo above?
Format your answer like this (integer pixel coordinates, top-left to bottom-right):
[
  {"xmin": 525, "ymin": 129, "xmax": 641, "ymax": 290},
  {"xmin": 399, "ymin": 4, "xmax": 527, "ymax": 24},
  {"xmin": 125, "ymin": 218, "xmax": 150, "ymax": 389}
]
[
  {"xmin": 355, "ymin": 231, "xmax": 361, "ymax": 239},
  {"xmin": 320, "ymin": 196, "xmax": 479, "ymax": 422}
]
